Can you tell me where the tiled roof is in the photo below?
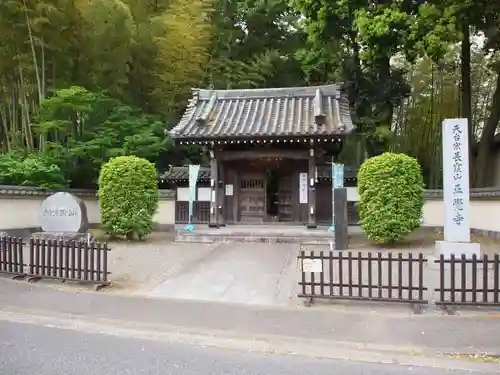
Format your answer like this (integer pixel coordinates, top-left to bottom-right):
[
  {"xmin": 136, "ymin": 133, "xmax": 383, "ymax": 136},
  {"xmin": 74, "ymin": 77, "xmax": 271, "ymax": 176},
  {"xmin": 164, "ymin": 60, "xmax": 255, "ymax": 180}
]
[
  {"xmin": 168, "ymin": 84, "xmax": 354, "ymax": 140},
  {"xmin": 160, "ymin": 167, "xmax": 211, "ymax": 181}
]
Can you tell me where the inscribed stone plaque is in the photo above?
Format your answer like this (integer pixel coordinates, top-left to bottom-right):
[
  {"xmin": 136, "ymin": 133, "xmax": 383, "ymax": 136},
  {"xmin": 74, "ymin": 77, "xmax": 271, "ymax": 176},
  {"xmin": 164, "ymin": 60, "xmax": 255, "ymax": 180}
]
[{"xmin": 38, "ymin": 192, "xmax": 89, "ymax": 233}]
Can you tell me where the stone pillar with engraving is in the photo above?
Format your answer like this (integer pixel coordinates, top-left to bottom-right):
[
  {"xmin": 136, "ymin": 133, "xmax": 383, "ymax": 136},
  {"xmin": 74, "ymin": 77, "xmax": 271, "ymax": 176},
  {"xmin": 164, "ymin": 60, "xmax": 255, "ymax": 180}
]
[
  {"xmin": 435, "ymin": 118, "xmax": 480, "ymax": 258},
  {"xmin": 34, "ymin": 192, "xmax": 89, "ymax": 241}
]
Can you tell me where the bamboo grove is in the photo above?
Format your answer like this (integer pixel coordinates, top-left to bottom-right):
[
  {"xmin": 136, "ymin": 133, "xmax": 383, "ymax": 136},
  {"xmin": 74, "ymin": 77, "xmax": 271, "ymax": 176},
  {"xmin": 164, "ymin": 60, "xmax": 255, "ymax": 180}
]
[{"xmin": 0, "ymin": 0, "xmax": 499, "ymax": 189}]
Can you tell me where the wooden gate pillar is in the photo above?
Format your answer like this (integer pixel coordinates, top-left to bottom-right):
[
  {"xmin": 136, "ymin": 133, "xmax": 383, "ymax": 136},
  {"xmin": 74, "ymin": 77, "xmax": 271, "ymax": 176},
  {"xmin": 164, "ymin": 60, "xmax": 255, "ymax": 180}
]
[
  {"xmin": 307, "ymin": 148, "xmax": 317, "ymax": 228},
  {"xmin": 209, "ymin": 151, "xmax": 219, "ymax": 228},
  {"xmin": 218, "ymin": 162, "xmax": 226, "ymax": 226}
]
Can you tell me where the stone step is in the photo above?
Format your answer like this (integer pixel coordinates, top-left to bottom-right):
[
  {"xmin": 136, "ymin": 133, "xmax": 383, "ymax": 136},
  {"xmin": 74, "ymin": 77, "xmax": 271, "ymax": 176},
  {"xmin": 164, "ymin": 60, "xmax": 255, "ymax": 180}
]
[{"xmin": 174, "ymin": 233, "xmax": 336, "ymax": 245}]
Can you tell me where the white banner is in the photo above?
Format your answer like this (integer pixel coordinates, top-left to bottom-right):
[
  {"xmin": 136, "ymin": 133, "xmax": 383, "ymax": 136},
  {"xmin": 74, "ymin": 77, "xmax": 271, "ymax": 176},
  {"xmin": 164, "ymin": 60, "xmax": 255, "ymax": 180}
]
[
  {"xmin": 188, "ymin": 165, "xmax": 200, "ymax": 221},
  {"xmin": 299, "ymin": 173, "xmax": 308, "ymax": 204}
]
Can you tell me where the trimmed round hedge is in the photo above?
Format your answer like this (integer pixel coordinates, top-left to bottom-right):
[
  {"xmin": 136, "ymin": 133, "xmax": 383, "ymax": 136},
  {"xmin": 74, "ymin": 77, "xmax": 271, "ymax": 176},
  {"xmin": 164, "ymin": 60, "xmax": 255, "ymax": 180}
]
[
  {"xmin": 357, "ymin": 152, "xmax": 424, "ymax": 244},
  {"xmin": 98, "ymin": 156, "xmax": 158, "ymax": 239}
]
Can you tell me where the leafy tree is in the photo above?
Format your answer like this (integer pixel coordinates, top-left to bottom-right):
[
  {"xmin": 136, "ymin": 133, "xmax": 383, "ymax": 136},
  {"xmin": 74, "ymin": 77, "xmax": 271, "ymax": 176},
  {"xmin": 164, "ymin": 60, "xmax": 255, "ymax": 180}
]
[
  {"xmin": 98, "ymin": 155, "xmax": 158, "ymax": 239},
  {"xmin": 206, "ymin": 0, "xmax": 307, "ymax": 90},
  {"xmin": 73, "ymin": 0, "xmax": 136, "ymax": 97},
  {"xmin": 357, "ymin": 152, "xmax": 424, "ymax": 244},
  {"xmin": 35, "ymin": 86, "xmax": 169, "ymax": 187},
  {"xmin": 292, "ymin": 0, "xmax": 413, "ymax": 156}
]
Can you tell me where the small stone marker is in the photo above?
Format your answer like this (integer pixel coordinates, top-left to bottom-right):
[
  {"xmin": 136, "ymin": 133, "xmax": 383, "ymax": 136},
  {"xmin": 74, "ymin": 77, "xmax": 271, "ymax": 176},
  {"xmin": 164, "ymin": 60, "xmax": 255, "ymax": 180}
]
[{"xmin": 34, "ymin": 192, "xmax": 89, "ymax": 240}]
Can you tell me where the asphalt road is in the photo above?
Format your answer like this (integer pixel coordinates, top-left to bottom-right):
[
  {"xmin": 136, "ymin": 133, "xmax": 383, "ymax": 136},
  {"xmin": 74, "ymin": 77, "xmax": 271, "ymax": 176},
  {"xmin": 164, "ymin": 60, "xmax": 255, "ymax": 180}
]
[{"xmin": 0, "ymin": 320, "xmax": 497, "ymax": 375}]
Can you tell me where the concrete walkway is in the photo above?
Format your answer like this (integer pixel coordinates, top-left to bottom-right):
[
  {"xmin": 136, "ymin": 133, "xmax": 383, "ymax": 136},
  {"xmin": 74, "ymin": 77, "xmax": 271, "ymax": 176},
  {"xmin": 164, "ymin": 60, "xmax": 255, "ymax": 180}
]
[
  {"xmin": 149, "ymin": 243, "xmax": 298, "ymax": 305},
  {"xmin": 1, "ymin": 279, "xmax": 499, "ymax": 355}
]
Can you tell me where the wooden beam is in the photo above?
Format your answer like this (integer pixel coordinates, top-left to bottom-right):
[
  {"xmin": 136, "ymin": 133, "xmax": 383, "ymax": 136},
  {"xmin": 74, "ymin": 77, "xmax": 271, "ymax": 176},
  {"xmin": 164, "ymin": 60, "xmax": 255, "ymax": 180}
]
[
  {"xmin": 218, "ymin": 149, "xmax": 309, "ymax": 161},
  {"xmin": 209, "ymin": 155, "xmax": 219, "ymax": 228},
  {"xmin": 307, "ymin": 149, "xmax": 317, "ymax": 228},
  {"xmin": 218, "ymin": 162, "xmax": 226, "ymax": 226}
]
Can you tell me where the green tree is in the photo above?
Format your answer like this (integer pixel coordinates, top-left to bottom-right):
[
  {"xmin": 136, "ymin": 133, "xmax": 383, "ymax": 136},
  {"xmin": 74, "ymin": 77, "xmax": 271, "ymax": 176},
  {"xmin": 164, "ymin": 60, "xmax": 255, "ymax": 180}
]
[
  {"xmin": 98, "ymin": 155, "xmax": 158, "ymax": 239},
  {"xmin": 73, "ymin": 0, "xmax": 136, "ymax": 97},
  {"xmin": 35, "ymin": 86, "xmax": 169, "ymax": 187},
  {"xmin": 292, "ymin": 0, "xmax": 413, "ymax": 156}
]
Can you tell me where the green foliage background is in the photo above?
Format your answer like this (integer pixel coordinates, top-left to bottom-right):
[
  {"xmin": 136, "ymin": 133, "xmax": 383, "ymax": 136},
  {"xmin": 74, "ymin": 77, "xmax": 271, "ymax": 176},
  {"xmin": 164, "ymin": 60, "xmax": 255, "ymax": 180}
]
[{"xmin": 0, "ymin": 0, "xmax": 499, "ymax": 189}]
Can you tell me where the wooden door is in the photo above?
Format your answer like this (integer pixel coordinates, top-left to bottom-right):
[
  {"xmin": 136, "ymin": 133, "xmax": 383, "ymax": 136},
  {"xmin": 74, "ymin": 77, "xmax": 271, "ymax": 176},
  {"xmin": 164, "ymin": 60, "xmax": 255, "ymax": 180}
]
[
  {"xmin": 239, "ymin": 174, "xmax": 265, "ymax": 222},
  {"xmin": 277, "ymin": 175, "xmax": 294, "ymax": 221}
]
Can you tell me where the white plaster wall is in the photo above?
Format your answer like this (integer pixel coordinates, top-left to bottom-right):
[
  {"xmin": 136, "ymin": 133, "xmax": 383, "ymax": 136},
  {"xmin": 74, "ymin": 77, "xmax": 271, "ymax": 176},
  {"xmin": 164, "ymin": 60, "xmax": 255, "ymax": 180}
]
[
  {"xmin": 0, "ymin": 197, "xmax": 46, "ymax": 229},
  {"xmin": 423, "ymin": 199, "xmax": 500, "ymax": 232},
  {"xmin": 1, "ymin": 189, "xmax": 498, "ymax": 233},
  {"xmin": 348, "ymin": 187, "xmax": 500, "ymax": 233},
  {"xmin": 154, "ymin": 199, "xmax": 176, "ymax": 226},
  {"xmin": 0, "ymin": 195, "xmax": 175, "ymax": 230}
]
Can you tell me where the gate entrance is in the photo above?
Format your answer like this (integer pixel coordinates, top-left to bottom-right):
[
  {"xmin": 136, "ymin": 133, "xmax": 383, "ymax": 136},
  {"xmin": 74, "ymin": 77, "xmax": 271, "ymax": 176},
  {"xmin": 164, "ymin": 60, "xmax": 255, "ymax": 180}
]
[{"xmin": 238, "ymin": 174, "xmax": 266, "ymax": 222}]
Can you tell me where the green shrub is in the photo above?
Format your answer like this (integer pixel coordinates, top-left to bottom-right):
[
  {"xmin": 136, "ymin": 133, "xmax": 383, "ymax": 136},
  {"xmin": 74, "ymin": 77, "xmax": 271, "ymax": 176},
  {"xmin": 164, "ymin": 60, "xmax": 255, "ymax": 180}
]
[
  {"xmin": 98, "ymin": 156, "xmax": 158, "ymax": 239},
  {"xmin": 0, "ymin": 152, "xmax": 67, "ymax": 188},
  {"xmin": 357, "ymin": 152, "xmax": 424, "ymax": 244}
]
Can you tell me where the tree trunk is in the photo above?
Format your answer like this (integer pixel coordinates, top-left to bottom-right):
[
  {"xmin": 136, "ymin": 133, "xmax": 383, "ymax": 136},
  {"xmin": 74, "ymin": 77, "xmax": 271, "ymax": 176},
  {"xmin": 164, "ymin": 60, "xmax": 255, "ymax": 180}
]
[{"xmin": 474, "ymin": 72, "xmax": 500, "ymax": 187}]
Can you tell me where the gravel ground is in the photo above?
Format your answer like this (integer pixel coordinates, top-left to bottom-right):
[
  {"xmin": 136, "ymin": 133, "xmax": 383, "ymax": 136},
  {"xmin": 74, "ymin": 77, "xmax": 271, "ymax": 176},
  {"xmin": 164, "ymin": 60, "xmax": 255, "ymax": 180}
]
[
  {"xmin": 103, "ymin": 232, "xmax": 218, "ymax": 295},
  {"xmin": 23, "ymin": 231, "xmax": 218, "ymax": 295}
]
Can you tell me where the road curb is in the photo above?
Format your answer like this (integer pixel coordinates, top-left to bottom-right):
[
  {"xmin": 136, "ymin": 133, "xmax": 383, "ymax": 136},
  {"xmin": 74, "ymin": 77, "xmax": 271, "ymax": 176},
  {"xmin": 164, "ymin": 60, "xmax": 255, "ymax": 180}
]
[{"xmin": 0, "ymin": 306, "xmax": 498, "ymax": 373}]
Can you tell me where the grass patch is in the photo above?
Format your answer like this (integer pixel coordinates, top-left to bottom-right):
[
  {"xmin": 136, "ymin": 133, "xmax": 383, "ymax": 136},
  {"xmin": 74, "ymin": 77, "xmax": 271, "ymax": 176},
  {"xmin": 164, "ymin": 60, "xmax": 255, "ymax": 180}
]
[
  {"xmin": 88, "ymin": 228, "xmax": 111, "ymax": 242},
  {"xmin": 88, "ymin": 228, "xmax": 176, "ymax": 244},
  {"xmin": 446, "ymin": 353, "xmax": 500, "ymax": 363}
]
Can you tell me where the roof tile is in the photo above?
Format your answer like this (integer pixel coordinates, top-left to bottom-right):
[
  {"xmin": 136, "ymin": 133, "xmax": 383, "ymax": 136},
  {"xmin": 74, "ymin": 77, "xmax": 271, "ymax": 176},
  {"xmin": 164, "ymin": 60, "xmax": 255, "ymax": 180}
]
[{"xmin": 169, "ymin": 84, "xmax": 354, "ymax": 139}]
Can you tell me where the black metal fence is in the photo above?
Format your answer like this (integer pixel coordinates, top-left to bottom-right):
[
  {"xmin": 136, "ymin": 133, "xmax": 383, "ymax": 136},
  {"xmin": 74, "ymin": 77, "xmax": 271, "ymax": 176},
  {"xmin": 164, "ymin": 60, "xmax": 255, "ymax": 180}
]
[
  {"xmin": 435, "ymin": 254, "xmax": 500, "ymax": 307},
  {"xmin": 298, "ymin": 248, "xmax": 500, "ymax": 310},
  {"xmin": 298, "ymin": 250, "xmax": 428, "ymax": 306},
  {"xmin": 0, "ymin": 235, "xmax": 110, "ymax": 289},
  {"xmin": 0, "ymin": 236, "xmax": 25, "ymax": 277},
  {"xmin": 28, "ymin": 238, "xmax": 110, "ymax": 287}
]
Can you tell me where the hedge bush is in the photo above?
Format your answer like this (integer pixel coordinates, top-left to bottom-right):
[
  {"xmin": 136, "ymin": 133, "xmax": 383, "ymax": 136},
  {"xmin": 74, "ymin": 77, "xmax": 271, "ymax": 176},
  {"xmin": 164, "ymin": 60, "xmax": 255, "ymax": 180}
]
[
  {"xmin": 98, "ymin": 156, "xmax": 158, "ymax": 239},
  {"xmin": 357, "ymin": 152, "xmax": 424, "ymax": 244}
]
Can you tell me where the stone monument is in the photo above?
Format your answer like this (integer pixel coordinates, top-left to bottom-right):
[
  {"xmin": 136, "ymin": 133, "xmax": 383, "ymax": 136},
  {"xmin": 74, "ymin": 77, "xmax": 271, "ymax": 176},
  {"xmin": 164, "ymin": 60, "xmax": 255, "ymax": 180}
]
[
  {"xmin": 33, "ymin": 192, "xmax": 90, "ymax": 241},
  {"xmin": 435, "ymin": 118, "xmax": 480, "ymax": 258}
]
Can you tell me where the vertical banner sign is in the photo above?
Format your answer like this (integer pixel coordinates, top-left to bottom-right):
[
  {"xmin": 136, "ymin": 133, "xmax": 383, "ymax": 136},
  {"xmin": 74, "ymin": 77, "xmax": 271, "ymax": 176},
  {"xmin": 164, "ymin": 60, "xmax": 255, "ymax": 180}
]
[
  {"xmin": 442, "ymin": 119, "xmax": 470, "ymax": 243},
  {"xmin": 329, "ymin": 159, "xmax": 335, "ymax": 232},
  {"xmin": 188, "ymin": 164, "xmax": 200, "ymax": 224},
  {"xmin": 330, "ymin": 162, "xmax": 345, "ymax": 233},
  {"xmin": 334, "ymin": 163, "xmax": 344, "ymax": 188}
]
